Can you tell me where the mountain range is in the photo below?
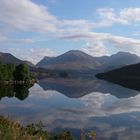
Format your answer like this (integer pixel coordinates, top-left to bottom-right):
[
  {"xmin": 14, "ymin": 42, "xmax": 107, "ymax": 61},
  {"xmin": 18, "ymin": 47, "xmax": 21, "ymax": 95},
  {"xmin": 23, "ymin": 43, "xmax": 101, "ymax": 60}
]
[
  {"xmin": 36, "ymin": 50, "xmax": 140, "ymax": 73},
  {"xmin": 0, "ymin": 52, "xmax": 53, "ymax": 77},
  {"xmin": 37, "ymin": 50, "xmax": 101, "ymax": 71},
  {"xmin": 0, "ymin": 50, "xmax": 140, "ymax": 75}
]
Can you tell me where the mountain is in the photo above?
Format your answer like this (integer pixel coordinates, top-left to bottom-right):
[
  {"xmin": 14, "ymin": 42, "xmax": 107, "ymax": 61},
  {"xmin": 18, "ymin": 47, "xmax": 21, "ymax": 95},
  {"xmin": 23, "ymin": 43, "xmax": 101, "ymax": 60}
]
[
  {"xmin": 0, "ymin": 52, "xmax": 23, "ymax": 64},
  {"xmin": 99, "ymin": 51, "xmax": 140, "ymax": 72},
  {"xmin": 37, "ymin": 56, "xmax": 54, "ymax": 67},
  {"xmin": 36, "ymin": 50, "xmax": 101, "ymax": 71},
  {"xmin": 36, "ymin": 50, "xmax": 140, "ymax": 73},
  {"xmin": 96, "ymin": 62, "xmax": 140, "ymax": 91},
  {"xmin": 0, "ymin": 52, "xmax": 58, "ymax": 78},
  {"xmin": 1, "ymin": 50, "xmax": 140, "ymax": 78},
  {"xmin": 0, "ymin": 52, "xmax": 34, "ymax": 67}
]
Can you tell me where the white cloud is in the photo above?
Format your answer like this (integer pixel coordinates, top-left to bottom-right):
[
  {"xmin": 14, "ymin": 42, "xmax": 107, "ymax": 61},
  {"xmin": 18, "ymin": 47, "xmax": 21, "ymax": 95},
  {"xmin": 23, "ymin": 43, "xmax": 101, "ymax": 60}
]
[
  {"xmin": 82, "ymin": 41, "xmax": 109, "ymax": 57},
  {"xmin": 61, "ymin": 32, "xmax": 140, "ymax": 57},
  {"xmin": 107, "ymin": 35, "xmax": 140, "ymax": 55},
  {"xmin": 12, "ymin": 38, "xmax": 35, "ymax": 44},
  {"xmin": 1, "ymin": 83, "xmax": 140, "ymax": 139},
  {"xmin": 59, "ymin": 19, "xmax": 94, "ymax": 33},
  {"xmin": 25, "ymin": 47, "xmax": 56, "ymax": 64},
  {"xmin": 120, "ymin": 8, "xmax": 140, "ymax": 22},
  {"xmin": 0, "ymin": 47, "xmax": 56, "ymax": 64},
  {"xmin": 0, "ymin": 0, "xmax": 57, "ymax": 32},
  {"xmin": 81, "ymin": 92, "xmax": 140, "ymax": 116},
  {"xmin": 96, "ymin": 8, "xmax": 140, "ymax": 27},
  {"xmin": 1, "ymin": 1, "xmax": 140, "ymax": 61},
  {"xmin": 0, "ymin": 0, "xmax": 94, "ymax": 35},
  {"xmin": 60, "ymin": 32, "xmax": 110, "ymax": 40},
  {"xmin": 96, "ymin": 8, "xmax": 128, "ymax": 27},
  {"xmin": 0, "ymin": 1, "xmax": 140, "ymax": 35},
  {"xmin": 0, "ymin": 35, "xmax": 35, "ymax": 45},
  {"xmin": 0, "ymin": 34, "xmax": 8, "ymax": 42},
  {"xmin": 29, "ymin": 84, "xmax": 59, "ymax": 99}
]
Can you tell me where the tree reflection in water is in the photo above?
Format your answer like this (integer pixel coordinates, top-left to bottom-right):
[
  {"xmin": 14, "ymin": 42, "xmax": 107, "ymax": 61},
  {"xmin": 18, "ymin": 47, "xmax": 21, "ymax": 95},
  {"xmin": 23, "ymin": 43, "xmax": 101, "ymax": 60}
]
[{"xmin": 0, "ymin": 84, "xmax": 33, "ymax": 100}]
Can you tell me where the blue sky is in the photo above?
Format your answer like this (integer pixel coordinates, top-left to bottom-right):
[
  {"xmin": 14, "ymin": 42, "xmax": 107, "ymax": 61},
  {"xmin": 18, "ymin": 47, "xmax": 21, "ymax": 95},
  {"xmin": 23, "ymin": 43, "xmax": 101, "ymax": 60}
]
[{"xmin": 0, "ymin": 0, "xmax": 140, "ymax": 63}]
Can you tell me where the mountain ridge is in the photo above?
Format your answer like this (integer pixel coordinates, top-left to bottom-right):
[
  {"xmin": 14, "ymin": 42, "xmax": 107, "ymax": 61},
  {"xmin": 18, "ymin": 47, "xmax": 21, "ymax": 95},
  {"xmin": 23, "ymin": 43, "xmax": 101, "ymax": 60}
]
[
  {"xmin": 0, "ymin": 52, "xmax": 35, "ymax": 67},
  {"xmin": 36, "ymin": 50, "xmax": 140, "ymax": 72},
  {"xmin": 1, "ymin": 50, "xmax": 140, "ymax": 75},
  {"xmin": 36, "ymin": 50, "xmax": 101, "ymax": 71}
]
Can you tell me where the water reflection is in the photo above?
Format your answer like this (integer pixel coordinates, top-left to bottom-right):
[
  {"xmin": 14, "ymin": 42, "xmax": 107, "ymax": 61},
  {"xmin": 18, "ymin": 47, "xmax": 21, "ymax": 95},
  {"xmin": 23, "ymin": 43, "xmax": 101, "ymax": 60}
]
[
  {"xmin": 0, "ymin": 78, "xmax": 140, "ymax": 140},
  {"xmin": 0, "ymin": 84, "xmax": 33, "ymax": 100},
  {"xmin": 38, "ymin": 78, "xmax": 140, "ymax": 98}
]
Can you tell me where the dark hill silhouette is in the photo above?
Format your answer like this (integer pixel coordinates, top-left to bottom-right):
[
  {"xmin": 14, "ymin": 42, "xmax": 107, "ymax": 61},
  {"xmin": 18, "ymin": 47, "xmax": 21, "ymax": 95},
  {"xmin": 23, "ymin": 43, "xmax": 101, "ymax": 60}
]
[
  {"xmin": 0, "ymin": 52, "xmax": 50, "ymax": 77},
  {"xmin": 0, "ymin": 52, "xmax": 34, "ymax": 67},
  {"xmin": 96, "ymin": 62, "xmax": 140, "ymax": 91},
  {"xmin": 0, "ymin": 52, "xmax": 22, "ymax": 64}
]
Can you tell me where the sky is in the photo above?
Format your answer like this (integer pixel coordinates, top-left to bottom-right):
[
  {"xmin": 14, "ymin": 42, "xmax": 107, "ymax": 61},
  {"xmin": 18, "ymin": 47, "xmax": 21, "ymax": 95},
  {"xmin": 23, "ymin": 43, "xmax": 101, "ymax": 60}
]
[{"xmin": 0, "ymin": 0, "xmax": 140, "ymax": 64}]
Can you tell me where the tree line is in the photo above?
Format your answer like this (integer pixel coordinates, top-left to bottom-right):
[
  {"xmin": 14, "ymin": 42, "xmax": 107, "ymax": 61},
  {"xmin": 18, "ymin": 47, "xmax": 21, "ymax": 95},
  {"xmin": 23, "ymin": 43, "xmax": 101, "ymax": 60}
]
[{"xmin": 0, "ymin": 63, "xmax": 31, "ymax": 81}]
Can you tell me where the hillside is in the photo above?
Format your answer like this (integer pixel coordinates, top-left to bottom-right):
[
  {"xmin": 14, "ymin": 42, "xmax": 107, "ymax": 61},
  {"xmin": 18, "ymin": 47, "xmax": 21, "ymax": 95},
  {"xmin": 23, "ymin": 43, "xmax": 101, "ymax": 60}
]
[
  {"xmin": 99, "ymin": 51, "xmax": 140, "ymax": 72},
  {"xmin": 96, "ymin": 62, "xmax": 140, "ymax": 91},
  {"xmin": 0, "ymin": 52, "xmax": 34, "ymax": 67},
  {"xmin": 37, "ymin": 50, "xmax": 101, "ymax": 71}
]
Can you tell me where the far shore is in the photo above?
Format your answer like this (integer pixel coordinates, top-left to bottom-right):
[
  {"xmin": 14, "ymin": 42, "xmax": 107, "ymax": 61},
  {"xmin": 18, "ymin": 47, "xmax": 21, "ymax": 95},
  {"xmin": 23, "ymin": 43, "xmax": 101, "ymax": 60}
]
[{"xmin": 0, "ymin": 79, "xmax": 38, "ymax": 85}]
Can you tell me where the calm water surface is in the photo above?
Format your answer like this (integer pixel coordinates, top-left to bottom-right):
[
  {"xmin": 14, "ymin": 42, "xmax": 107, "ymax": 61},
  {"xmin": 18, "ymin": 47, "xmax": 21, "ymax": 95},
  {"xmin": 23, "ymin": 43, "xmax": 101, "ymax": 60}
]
[{"xmin": 0, "ymin": 78, "xmax": 140, "ymax": 140}]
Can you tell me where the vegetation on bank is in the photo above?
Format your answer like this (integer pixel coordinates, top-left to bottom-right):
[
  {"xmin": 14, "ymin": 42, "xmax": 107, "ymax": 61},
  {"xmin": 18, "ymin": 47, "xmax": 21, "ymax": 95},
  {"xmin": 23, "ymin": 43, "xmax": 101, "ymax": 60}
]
[
  {"xmin": 0, "ymin": 62, "xmax": 71, "ymax": 81},
  {"xmin": 0, "ymin": 116, "xmax": 96, "ymax": 140},
  {"xmin": 0, "ymin": 63, "xmax": 31, "ymax": 83},
  {"xmin": 0, "ymin": 116, "xmax": 74, "ymax": 140}
]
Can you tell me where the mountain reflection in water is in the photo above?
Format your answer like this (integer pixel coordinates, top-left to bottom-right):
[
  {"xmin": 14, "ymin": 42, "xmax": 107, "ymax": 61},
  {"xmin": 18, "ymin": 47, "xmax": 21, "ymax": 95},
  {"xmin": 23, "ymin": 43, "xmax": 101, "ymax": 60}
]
[
  {"xmin": 0, "ymin": 78, "xmax": 140, "ymax": 140},
  {"xmin": 38, "ymin": 78, "xmax": 140, "ymax": 99}
]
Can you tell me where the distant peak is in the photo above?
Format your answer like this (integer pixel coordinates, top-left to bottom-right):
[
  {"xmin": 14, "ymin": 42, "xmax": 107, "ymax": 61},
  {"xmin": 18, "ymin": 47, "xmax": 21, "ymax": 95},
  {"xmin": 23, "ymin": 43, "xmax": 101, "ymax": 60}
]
[
  {"xmin": 66, "ymin": 50, "xmax": 83, "ymax": 53},
  {"xmin": 44, "ymin": 56, "xmax": 53, "ymax": 59},
  {"xmin": 64, "ymin": 50, "xmax": 88, "ymax": 55},
  {"xmin": 0, "ymin": 52, "xmax": 14, "ymax": 57},
  {"xmin": 113, "ymin": 51, "xmax": 136, "ymax": 56},
  {"xmin": 117, "ymin": 51, "xmax": 130, "ymax": 54},
  {"xmin": 42, "ymin": 55, "xmax": 55, "ymax": 60}
]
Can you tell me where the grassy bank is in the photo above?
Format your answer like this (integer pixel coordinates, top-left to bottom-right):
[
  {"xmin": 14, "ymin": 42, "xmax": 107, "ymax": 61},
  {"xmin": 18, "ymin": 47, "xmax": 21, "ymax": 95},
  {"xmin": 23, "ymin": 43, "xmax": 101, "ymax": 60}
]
[
  {"xmin": 0, "ymin": 116, "xmax": 96, "ymax": 140},
  {"xmin": 0, "ymin": 116, "xmax": 74, "ymax": 140}
]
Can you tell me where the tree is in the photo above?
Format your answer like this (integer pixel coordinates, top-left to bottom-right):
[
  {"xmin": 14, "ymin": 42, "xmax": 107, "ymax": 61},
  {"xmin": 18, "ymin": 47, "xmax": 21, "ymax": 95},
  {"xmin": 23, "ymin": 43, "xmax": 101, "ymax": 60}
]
[
  {"xmin": 6, "ymin": 64, "xmax": 15, "ymax": 80},
  {"xmin": 14, "ymin": 64, "xmax": 31, "ymax": 81},
  {"xmin": 0, "ymin": 64, "xmax": 8, "ymax": 80},
  {"xmin": 0, "ymin": 64, "xmax": 4, "ymax": 80}
]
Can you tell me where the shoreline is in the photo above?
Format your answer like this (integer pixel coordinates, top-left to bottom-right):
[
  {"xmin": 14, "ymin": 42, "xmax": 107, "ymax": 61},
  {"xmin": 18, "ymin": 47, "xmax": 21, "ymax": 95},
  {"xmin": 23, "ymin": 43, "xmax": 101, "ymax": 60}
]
[{"xmin": 0, "ymin": 79, "xmax": 38, "ymax": 85}]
